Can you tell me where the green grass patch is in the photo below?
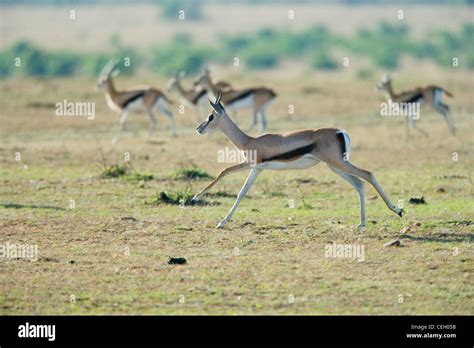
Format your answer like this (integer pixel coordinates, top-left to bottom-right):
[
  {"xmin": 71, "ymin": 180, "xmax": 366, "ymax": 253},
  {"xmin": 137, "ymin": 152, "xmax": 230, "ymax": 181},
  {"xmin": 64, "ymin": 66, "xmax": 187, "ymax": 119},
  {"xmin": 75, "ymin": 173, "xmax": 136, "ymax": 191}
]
[
  {"xmin": 100, "ymin": 163, "xmax": 155, "ymax": 181},
  {"xmin": 171, "ymin": 167, "xmax": 213, "ymax": 181}
]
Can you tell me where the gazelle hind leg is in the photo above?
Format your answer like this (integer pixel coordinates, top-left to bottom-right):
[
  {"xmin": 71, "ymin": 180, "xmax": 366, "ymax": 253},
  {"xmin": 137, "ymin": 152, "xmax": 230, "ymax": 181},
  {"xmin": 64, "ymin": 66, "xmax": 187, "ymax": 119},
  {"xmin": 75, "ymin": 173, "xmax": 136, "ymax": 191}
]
[
  {"xmin": 328, "ymin": 166, "xmax": 366, "ymax": 230},
  {"xmin": 216, "ymin": 168, "xmax": 261, "ymax": 228},
  {"xmin": 256, "ymin": 98, "xmax": 273, "ymax": 133},
  {"xmin": 147, "ymin": 109, "xmax": 158, "ymax": 139},
  {"xmin": 437, "ymin": 103, "xmax": 456, "ymax": 135},
  {"xmin": 157, "ymin": 98, "xmax": 176, "ymax": 136},
  {"xmin": 331, "ymin": 161, "xmax": 402, "ymax": 217},
  {"xmin": 434, "ymin": 89, "xmax": 455, "ymax": 135}
]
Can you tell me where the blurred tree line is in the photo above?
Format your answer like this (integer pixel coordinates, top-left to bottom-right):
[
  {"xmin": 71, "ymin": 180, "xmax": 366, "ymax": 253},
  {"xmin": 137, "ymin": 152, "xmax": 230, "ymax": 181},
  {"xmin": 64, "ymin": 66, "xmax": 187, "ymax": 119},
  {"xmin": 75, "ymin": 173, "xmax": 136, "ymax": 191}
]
[{"xmin": 0, "ymin": 22, "xmax": 472, "ymax": 78}]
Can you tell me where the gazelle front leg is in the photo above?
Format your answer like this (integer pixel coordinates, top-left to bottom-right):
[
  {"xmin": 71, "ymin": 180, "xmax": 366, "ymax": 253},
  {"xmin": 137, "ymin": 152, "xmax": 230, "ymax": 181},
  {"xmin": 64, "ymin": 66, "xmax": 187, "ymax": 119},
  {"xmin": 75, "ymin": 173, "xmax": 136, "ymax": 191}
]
[
  {"xmin": 191, "ymin": 162, "xmax": 250, "ymax": 203},
  {"xmin": 411, "ymin": 117, "xmax": 429, "ymax": 137},
  {"xmin": 112, "ymin": 110, "xmax": 128, "ymax": 145},
  {"xmin": 257, "ymin": 110, "xmax": 267, "ymax": 133},
  {"xmin": 404, "ymin": 116, "xmax": 411, "ymax": 142},
  {"xmin": 216, "ymin": 168, "xmax": 262, "ymax": 228}
]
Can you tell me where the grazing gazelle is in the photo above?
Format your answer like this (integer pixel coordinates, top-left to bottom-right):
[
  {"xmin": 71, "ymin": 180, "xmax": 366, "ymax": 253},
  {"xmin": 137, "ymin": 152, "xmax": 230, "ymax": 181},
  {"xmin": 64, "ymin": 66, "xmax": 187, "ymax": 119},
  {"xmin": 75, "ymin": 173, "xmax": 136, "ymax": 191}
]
[
  {"xmin": 97, "ymin": 59, "xmax": 176, "ymax": 144},
  {"xmin": 167, "ymin": 71, "xmax": 232, "ymax": 120},
  {"xmin": 376, "ymin": 74, "xmax": 455, "ymax": 139},
  {"xmin": 191, "ymin": 91, "xmax": 403, "ymax": 229},
  {"xmin": 194, "ymin": 68, "xmax": 276, "ymax": 133}
]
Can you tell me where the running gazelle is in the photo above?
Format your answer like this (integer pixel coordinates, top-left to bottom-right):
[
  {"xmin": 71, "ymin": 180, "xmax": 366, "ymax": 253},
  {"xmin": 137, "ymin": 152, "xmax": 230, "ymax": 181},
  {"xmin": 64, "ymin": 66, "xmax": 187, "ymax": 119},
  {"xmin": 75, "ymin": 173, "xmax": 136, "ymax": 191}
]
[
  {"xmin": 194, "ymin": 68, "xmax": 276, "ymax": 133},
  {"xmin": 191, "ymin": 91, "xmax": 403, "ymax": 229},
  {"xmin": 97, "ymin": 59, "xmax": 176, "ymax": 144},
  {"xmin": 167, "ymin": 71, "xmax": 232, "ymax": 121},
  {"xmin": 376, "ymin": 74, "xmax": 455, "ymax": 139}
]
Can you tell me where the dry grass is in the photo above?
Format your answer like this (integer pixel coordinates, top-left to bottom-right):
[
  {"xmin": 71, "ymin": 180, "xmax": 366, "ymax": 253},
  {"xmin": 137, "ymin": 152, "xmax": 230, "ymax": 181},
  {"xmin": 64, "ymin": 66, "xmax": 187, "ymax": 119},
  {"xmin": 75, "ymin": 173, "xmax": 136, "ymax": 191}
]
[{"xmin": 0, "ymin": 65, "xmax": 473, "ymax": 314}]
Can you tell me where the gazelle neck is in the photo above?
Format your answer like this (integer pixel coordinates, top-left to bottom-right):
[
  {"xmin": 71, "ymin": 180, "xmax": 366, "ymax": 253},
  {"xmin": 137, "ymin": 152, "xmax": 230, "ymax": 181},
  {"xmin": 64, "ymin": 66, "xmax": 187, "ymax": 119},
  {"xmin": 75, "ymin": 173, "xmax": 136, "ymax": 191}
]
[
  {"xmin": 106, "ymin": 78, "xmax": 117, "ymax": 97},
  {"xmin": 219, "ymin": 114, "xmax": 252, "ymax": 150},
  {"xmin": 175, "ymin": 79, "xmax": 192, "ymax": 98},
  {"xmin": 203, "ymin": 78, "xmax": 218, "ymax": 99},
  {"xmin": 385, "ymin": 82, "xmax": 396, "ymax": 100}
]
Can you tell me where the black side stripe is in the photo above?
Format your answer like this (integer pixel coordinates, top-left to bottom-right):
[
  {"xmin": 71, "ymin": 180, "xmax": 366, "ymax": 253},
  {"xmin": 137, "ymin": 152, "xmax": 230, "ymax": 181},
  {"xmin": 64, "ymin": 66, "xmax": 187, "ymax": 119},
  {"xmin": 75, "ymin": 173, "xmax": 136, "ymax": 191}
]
[
  {"xmin": 263, "ymin": 143, "xmax": 315, "ymax": 162},
  {"xmin": 402, "ymin": 92, "xmax": 423, "ymax": 104},
  {"xmin": 121, "ymin": 91, "xmax": 145, "ymax": 108},
  {"xmin": 191, "ymin": 89, "xmax": 207, "ymax": 104},
  {"xmin": 226, "ymin": 89, "xmax": 255, "ymax": 104}
]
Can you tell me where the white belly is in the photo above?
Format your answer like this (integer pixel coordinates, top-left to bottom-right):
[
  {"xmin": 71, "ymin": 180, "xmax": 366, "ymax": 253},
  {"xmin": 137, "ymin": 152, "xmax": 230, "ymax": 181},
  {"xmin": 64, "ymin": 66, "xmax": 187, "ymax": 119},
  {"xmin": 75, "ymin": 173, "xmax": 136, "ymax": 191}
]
[
  {"xmin": 153, "ymin": 97, "xmax": 169, "ymax": 112},
  {"xmin": 195, "ymin": 94, "xmax": 208, "ymax": 106},
  {"xmin": 257, "ymin": 154, "xmax": 319, "ymax": 170},
  {"xmin": 125, "ymin": 97, "xmax": 145, "ymax": 111},
  {"xmin": 227, "ymin": 94, "xmax": 254, "ymax": 110}
]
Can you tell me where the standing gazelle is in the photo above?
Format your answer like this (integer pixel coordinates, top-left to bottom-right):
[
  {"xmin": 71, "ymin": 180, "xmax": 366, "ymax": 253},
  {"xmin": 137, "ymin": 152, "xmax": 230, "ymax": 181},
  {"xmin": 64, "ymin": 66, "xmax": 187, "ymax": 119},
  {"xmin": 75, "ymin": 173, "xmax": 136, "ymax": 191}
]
[
  {"xmin": 191, "ymin": 91, "xmax": 403, "ymax": 229},
  {"xmin": 194, "ymin": 68, "xmax": 276, "ymax": 133},
  {"xmin": 376, "ymin": 74, "xmax": 455, "ymax": 140},
  {"xmin": 97, "ymin": 59, "xmax": 176, "ymax": 144},
  {"xmin": 167, "ymin": 71, "xmax": 232, "ymax": 121}
]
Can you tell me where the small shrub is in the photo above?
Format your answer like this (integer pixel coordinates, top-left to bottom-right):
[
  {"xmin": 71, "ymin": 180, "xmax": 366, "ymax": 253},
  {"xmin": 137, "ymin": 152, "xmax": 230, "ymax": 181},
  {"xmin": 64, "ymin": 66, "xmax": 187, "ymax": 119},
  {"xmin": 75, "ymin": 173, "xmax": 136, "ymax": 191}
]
[
  {"xmin": 150, "ymin": 44, "xmax": 212, "ymax": 75},
  {"xmin": 310, "ymin": 52, "xmax": 338, "ymax": 70},
  {"xmin": 172, "ymin": 167, "xmax": 213, "ymax": 180},
  {"xmin": 356, "ymin": 67, "xmax": 374, "ymax": 80},
  {"xmin": 244, "ymin": 43, "xmax": 278, "ymax": 69},
  {"xmin": 126, "ymin": 172, "xmax": 155, "ymax": 181},
  {"xmin": 100, "ymin": 164, "xmax": 130, "ymax": 178}
]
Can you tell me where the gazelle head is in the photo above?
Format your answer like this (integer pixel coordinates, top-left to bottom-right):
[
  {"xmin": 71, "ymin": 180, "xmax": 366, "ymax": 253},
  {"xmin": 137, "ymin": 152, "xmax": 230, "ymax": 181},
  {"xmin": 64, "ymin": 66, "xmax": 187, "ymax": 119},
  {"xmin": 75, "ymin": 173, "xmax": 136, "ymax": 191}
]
[
  {"xmin": 97, "ymin": 58, "xmax": 120, "ymax": 90},
  {"xmin": 167, "ymin": 71, "xmax": 186, "ymax": 92},
  {"xmin": 193, "ymin": 67, "xmax": 212, "ymax": 89},
  {"xmin": 376, "ymin": 73, "xmax": 393, "ymax": 92},
  {"xmin": 196, "ymin": 90, "xmax": 226, "ymax": 135}
]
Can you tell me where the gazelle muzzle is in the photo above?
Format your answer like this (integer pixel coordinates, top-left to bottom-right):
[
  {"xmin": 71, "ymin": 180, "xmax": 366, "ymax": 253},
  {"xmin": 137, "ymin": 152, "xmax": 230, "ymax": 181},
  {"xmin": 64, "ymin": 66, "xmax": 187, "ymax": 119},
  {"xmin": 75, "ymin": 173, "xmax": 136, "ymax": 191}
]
[{"xmin": 196, "ymin": 120, "xmax": 209, "ymax": 134}]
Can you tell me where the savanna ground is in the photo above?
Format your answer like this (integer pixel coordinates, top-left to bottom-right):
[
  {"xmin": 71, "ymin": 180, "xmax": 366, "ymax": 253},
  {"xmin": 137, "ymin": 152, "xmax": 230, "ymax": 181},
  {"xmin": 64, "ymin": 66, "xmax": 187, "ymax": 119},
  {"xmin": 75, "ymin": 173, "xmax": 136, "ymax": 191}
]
[{"xmin": 0, "ymin": 65, "xmax": 473, "ymax": 315}]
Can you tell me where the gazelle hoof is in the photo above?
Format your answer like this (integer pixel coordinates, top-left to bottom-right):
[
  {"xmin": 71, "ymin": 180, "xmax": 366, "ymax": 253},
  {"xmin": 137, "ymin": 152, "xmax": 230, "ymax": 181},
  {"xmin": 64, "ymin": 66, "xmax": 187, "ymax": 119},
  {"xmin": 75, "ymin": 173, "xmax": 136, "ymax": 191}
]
[
  {"xmin": 216, "ymin": 220, "xmax": 226, "ymax": 229},
  {"xmin": 396, "ymin": 208, "xmax": 403, "ymax": 217},
  {"xmin": 190, "ymin": 196, "xmax": 200, "ymax": 205},
  {"xmin": 357, "ymin": 224, "xmax": 366, "ymax": 231}
]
